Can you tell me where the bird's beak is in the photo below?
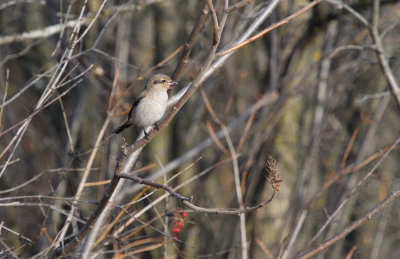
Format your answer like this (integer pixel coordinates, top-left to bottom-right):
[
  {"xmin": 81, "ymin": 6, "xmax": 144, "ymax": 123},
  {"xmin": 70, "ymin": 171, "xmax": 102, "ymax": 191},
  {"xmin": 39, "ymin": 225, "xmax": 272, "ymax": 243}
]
[{"xmin": 168, "ymin": 81, "xmax": 178, "ymax": 89}]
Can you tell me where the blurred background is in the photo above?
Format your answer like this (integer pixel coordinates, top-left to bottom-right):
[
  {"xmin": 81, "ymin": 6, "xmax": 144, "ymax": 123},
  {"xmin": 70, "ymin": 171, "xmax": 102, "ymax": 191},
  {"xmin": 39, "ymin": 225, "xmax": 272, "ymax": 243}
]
[{"xmin": 0, "ymin": 0, "xmax": 399, "ymax": 258}]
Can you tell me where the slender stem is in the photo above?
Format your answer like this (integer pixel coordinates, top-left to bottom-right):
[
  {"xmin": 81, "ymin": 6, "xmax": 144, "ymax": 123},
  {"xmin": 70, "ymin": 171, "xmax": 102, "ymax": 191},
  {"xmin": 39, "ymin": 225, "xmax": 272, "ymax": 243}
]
[
  {"xmin": 119, "ymin": 173, "xmax": 190, "ymax": 201},
  {"xmin": 298, "ymin": 185, "xmax": 400, "ymax": 259}
]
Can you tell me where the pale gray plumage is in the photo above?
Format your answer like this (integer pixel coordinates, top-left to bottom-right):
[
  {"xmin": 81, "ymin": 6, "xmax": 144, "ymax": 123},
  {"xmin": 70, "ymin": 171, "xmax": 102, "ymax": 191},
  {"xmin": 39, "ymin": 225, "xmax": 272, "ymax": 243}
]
[{"xmin": 113, "ymin": 74, "xmax": 177, "ymax": 138}]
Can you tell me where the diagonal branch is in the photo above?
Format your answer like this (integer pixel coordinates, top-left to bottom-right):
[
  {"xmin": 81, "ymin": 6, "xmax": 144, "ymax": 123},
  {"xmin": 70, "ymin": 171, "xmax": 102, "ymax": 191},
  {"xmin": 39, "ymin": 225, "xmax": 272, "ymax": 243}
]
[
  {"xmin": 298, "ymin": 185, "xmax": 400, "ymax": 259},
  {"xmin": 225, "ymin": 0, "xmax": 254, "ymax": 14},
  {"xmin": 0, "ymin": 19, "xmax": 87, "ymax": 46},
  {"xmin": 172, "ymin": 2, "xmax": 208, "ymax": 81},
  {"xmin": 369, "ymin": 0, "xmax": 400, "ymax": 110},
  {"xmin": 50, "ymin": 1, "xmax": 283, "ymax": 256},
  {"xmin": 217, "ymin": 0, "xmax": 321, "ymax": 56},
  {"xmin": 119, "ymin": 173, "xmax": 190, "ymax": 201}
]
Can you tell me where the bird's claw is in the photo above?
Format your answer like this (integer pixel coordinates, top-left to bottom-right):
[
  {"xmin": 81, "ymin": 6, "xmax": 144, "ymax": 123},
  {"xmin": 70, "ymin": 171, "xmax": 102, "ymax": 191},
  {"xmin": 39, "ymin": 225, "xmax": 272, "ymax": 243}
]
[{"xmin": 143, "ymin": 129, "xmax": 149, "ymax": 140}]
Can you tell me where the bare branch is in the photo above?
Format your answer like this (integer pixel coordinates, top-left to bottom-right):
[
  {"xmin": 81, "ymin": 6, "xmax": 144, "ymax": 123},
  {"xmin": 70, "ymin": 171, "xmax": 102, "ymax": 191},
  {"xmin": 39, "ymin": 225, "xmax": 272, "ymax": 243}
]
[
  {"xmin": 0, "ymin": 19, "xmax": 86, "ymax": 46},
  {"xmin": 225, "ymin": 0, "xmax": 254, "ymax": 14},
  {"xmin": 0, "ymin": 69, "xmax": 9, "ymax": 130},
  {"xmin": 298, "ymin": 136, "xmax": 400, "ymax": 255},
  {"xmin": 370, "ymin": 0, "xmax": 400, "ymax": 110},
  {"xmin": 217, "ymin": 0, "xmax": 321, "ymax": 56},
  {"xmin": 0, "ymin": 0, "xmax": 45, "ymax": 10},
  {"xmin": 182, "ymin": 191, "xmax": 276, "ymax": 215},
  {"xmin": 298, "ymin": 185, "xmax": 400, "ymax": 259},
  {"xmin": 172, "ymin": 2, "xmax": 208, "ymax": 81},
  {"xmin": 119, "ymin": 173, "xmax": 190, "ymax": 201}
]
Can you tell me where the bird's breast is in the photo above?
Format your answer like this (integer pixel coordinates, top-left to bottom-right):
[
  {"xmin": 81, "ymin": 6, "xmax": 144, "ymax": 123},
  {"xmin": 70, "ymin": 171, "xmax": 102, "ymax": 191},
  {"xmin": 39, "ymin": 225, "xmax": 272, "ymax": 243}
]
[{"xmin": 132, "ymin": 91, "xmax": 168, "ymax": 127}]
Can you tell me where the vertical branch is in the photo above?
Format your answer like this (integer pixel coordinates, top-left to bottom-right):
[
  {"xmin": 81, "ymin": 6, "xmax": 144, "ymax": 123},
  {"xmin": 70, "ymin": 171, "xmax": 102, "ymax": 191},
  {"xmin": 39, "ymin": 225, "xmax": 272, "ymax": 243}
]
[
  {"xmin": 369, "ymin": 0, "xmax": 400, "ymax": 110},
  {"xmin": 207, "ymin": 0, "xmax": 220, "ymax": 44},
  {"xmin": 0, "ymin": 0, "xmax": 87, "ymax": 180},
  {"xmin": 58, "ymin": 98, "xmax": 75, "ymax": 153},
  {"xmin": 50, "ymin": 143, "xmax": 131, "ymax": 256},
  {"xmin": 222, "ymin": 125, "xmax": 248, "ymax": 259},
  {"xmin": 0, "ymin": 68, "xmax": 9, "ymax": 130},
  {"xmin": 49, "ymin": 116, "xmax": 112, "ymax": 255}
]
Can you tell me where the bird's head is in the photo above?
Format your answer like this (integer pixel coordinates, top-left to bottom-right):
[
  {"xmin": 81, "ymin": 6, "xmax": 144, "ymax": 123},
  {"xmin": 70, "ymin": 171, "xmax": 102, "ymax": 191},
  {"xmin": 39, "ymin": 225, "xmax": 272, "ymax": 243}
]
[{"xmin": 147, "ymin": 74, "xmax": 177, "ymax": 90}]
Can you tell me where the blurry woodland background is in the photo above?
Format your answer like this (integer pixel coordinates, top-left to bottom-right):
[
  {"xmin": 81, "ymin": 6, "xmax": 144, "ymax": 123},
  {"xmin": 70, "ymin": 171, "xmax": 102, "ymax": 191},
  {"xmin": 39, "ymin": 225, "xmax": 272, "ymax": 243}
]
[{"xmin": 0, "ymin": 0, "xmax": 400, "ymax": 258}]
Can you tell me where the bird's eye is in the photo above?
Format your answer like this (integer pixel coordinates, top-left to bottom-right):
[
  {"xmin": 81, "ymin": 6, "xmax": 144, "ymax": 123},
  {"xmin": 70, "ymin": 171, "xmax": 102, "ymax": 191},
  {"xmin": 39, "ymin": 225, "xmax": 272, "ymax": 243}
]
[{"xmin": 161, "ymin": 79, "xmax": 166, "ymax": 83}]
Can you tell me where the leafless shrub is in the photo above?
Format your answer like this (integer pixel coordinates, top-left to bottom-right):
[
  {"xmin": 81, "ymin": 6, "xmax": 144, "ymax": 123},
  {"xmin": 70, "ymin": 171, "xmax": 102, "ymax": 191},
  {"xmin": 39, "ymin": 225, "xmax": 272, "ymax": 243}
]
[{"xmin": 0, "ymin": 0, "xmax": 399, "ymax": 258}]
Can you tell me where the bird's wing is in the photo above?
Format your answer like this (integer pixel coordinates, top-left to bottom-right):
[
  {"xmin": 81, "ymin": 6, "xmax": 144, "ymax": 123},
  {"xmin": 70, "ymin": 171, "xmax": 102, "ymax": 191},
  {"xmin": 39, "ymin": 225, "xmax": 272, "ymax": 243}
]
[{"xmin": 128, "ymin": 90, "xmax": 147, "ymax": 120}]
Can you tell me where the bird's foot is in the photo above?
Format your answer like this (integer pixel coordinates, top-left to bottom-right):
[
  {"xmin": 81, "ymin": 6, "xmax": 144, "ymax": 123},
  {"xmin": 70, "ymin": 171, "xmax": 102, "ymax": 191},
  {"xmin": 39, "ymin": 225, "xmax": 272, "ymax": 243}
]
[
  {"xmin": 154, "ymin": 123, "xmax": 159, "ymax": 131},
  {"xmin": 143, "ymin": 129, "xmax": 149, "ymax": 140}
]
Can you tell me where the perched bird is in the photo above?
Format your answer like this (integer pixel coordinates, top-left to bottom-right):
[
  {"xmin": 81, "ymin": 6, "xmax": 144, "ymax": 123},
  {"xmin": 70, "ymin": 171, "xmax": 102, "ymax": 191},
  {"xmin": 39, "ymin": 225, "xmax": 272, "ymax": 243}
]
[{"xmin": 113, "ymin": 74, "xmax": 177, "ymax": 138}]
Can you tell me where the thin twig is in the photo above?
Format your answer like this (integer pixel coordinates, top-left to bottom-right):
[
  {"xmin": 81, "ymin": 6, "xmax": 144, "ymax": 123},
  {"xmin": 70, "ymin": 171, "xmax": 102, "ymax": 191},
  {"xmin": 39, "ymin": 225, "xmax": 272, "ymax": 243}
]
[
  {"xmin": 113, "ymin": 156, "xmax": 206, "ymax": 237},
  {"xmin": 182, "ymin": 191, "xmax": 275, "ymax": 215},
  {"xmin": 304, "ymin": 144, "xmax": 392, "ymax": 210},
  {"xmin": 324, "ymin": 0, "xmax": 369, "ymax": 27},
  {"xmin": 0, "ymin": 78, "xmax": 84, "ymax": 162},
  {"xmin": 205, "ymin": 121, "xmax": 229, "ymax": 155},
  {"xmin": 298, "ymin": 136, "xmax": 400, "ymax": 255},
  {"xmin": 298, "ymin": 185, "xmax": 400, "ymax": 259},
  {"xmin": 222, "ymin": 123, "xmax": 248, "ymax": 259},
  {"xmin": 0, "ymin": 69, "xmax": 9, "ymax": 130},
  {"xmin": 58, "ymin": 98, "xmax": 75, "ymax": 153},
  {"xmin": 123, "ymin": 0, "xmax": 229, "ymax": 152},
  {"xmin": 0, "ymin": 64, "xmax": 91, "ymax": 139},
  {"xmin": 52, "ymin": 1, "xmax": 282, "ymax": 255},
  {"xmin": 119, "ymin": 173, "xmax": 190, "ymax": 201},
  {"xmin": 225, "ymin": 0, "xmax": 254, "ymax": 14},
  {"xmin": 369, "ymin": 0, "xmax": 400, "ymax": 110},
  {"xmin": 0, "ymin": 167, "xmax": 91, "ymax": 194},
  {"xmin": 324, "ymin": 0, "xmax": 400, "ymax": 108},
  {"xmin": 1, "ymin": 0, "xmax": 88, "ymax": 184},
  {"xmin": 93, "ymin": 186, "xmax": 151, "ymax": 247},
  {"xmin": 207, "ymin": 0, "xmax": 220, "ymax": 44},
  {"xmin": 0, "ymin": 222, "xmax": 33, "ymax": 244},
  {"xmin": 124, "ymin": 93, "xmax": 278, "ymax": 197},
  {"xmin": 49, "ymin": 158, "xmax": 125, "ymax": 257},
  {"xmin": 49, "ymin": 116, "xmax": 112, "ymax": 254},
  {"xmin": 0, "ymin": 19, "xmax": 87, "ymax": 46},
  {"xmin": 217, "ymin": 0, "xmax": 321, "ymax": 56},
  {"xmin": 0, "ymin": 67, "xmax": 54, "ymax": 109},
  {"xmin": 75, "ymin": 0, "xmax": 108, "ymax": 44},
  {"xmin": 0, "ymin": 0, "xmax": 45, "ymax": 10},
  {"xmin": 172, "ymin": 2, "xmax": 208, "ymax": 81}
]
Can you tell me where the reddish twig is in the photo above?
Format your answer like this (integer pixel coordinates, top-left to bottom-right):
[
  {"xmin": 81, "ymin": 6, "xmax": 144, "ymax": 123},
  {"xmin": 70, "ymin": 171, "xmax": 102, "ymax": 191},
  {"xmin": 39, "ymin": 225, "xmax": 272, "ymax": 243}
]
[{"xmin": 217, "ymin": 0, "xmax": 321, "ymax": 56}]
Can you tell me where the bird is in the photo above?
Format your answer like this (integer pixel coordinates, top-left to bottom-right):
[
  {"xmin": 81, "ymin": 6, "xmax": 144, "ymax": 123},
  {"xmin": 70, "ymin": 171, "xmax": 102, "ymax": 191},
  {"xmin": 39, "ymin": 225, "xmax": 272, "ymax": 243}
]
[{"xmin": 113, "ymin": 74, "xmax": 177, "ymax": 138}]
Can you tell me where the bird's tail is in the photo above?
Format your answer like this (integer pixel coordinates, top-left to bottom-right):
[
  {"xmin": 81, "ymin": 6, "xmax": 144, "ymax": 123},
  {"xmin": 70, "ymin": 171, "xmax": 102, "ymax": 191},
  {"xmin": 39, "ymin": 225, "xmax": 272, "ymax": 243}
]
[{"xmin": 113, "ymin": 121, "xmax": 133, "ymax": 134}]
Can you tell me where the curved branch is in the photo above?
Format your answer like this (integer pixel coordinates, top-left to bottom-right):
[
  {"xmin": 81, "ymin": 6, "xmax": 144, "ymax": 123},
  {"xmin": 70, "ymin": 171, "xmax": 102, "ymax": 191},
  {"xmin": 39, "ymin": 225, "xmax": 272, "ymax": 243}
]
[{"xmin": 182, "ymin": 191, "xmax": 276, "ymax": 215}]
